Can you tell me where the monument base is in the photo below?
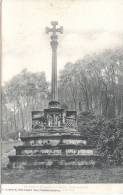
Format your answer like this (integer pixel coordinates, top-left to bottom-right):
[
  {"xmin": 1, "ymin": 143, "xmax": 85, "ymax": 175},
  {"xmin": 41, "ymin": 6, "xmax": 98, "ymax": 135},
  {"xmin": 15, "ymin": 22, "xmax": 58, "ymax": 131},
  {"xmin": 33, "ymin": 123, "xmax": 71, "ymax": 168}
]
[{"xmin": 8, "ymin": 127, "xmax": 101, "ymax": 169}]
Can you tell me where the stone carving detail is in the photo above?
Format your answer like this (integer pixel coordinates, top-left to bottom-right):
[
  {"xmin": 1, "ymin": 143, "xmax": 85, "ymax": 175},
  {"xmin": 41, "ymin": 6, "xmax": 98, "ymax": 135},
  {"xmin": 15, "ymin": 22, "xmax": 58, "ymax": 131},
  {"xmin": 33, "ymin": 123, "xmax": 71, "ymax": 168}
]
[
  {"xmin": 65, "ymin": 111, "xmax": 77, "ymax": 128},
  {"xmin": 32, "ymin": 111, "xmax": 45, "ymax": 129}
]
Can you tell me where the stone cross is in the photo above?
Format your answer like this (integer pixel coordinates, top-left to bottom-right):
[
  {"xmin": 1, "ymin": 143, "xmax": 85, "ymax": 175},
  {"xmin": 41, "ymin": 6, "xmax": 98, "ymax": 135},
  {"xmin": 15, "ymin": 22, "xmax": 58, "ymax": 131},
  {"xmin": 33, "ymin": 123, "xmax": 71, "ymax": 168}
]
[{"xmin": 46, "ymin": 21, "xmax": 63, "ymax": 101}]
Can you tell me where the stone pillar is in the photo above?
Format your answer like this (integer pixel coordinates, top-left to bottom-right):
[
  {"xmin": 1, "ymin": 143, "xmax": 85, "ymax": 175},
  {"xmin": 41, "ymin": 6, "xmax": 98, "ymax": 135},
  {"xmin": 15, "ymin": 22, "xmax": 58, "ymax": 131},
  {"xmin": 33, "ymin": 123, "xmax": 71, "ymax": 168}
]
[
  {"xmin": 46, "ymin": 21, "xmax": 63, "ymax": 101},
  {"xmin": 51, "ymin": 35, "xmax": 58, "ymax": 101}
]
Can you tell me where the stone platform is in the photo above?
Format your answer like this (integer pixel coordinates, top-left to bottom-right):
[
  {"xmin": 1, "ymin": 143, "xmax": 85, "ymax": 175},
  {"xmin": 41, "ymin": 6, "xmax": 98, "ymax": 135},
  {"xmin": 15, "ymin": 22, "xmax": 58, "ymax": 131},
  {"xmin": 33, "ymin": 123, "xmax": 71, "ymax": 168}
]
[
  {"xmin": 8, "ymin": 100, "xmax": 101, "ymax": 169},
  {"xmin": 8, "ymin": 128, "xmax": 101, "ymax": 169}
]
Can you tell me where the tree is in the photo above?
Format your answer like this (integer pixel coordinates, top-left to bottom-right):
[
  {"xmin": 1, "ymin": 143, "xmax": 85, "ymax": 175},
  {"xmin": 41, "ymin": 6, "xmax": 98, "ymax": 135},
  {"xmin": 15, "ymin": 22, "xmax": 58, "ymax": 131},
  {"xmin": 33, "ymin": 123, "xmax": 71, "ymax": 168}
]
[
  {"xmin": 2, "ymin": 69, "xmax": 49, "ymax": 139},
  {"xmin": 59, "ymin": 47, "xmax": 123, "ymax": 118},
  {"xmin": 59, "ymin": 63, "xmax": 79, "ymax": 111}
]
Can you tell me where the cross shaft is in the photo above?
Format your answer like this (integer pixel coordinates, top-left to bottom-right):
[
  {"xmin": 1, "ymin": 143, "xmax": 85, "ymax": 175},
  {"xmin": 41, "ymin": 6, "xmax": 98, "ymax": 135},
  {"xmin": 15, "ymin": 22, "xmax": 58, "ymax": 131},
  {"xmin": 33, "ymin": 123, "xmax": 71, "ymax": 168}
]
[{"xmin": 46, "ymin": 21, "xmax": 63, "ymax": 102}]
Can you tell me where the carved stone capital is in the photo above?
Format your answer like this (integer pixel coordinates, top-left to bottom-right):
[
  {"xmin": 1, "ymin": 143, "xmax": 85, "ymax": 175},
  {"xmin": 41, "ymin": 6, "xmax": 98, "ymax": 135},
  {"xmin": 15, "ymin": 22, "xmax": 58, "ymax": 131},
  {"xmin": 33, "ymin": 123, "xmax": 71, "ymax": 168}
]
[{"xmin": 50, "ymin": 40, "xmax": 58, "ymax": 49}]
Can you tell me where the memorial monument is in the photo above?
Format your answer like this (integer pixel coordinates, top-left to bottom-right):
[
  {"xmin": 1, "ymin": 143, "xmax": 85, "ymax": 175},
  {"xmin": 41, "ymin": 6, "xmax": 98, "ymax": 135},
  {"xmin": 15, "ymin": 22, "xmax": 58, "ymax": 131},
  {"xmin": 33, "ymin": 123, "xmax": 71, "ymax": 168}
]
[{"xmin": 8, "ymin": 22, "xmax": 100, "ymax": 169}]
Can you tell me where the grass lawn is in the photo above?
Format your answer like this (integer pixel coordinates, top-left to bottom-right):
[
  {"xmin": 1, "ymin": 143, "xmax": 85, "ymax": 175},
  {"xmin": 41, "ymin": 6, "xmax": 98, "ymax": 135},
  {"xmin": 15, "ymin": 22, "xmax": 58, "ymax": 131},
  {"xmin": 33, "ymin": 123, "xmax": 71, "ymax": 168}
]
[
  {"xmin": 2, "ymin": 166, "xmax": 123, "ymax": 184},
  {"xmin": 1, "ymin": 140, "xmax": 21, "ymax": 154},
  {"xmin": 1, "ymin": 140, "xmax": 21, "ymax": 168}
]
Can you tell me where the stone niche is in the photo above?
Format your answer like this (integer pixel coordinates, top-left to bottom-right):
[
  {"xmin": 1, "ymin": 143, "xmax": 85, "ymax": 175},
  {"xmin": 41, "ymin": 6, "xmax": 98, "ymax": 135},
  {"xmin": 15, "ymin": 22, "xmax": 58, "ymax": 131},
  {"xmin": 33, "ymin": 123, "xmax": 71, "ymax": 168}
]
[
  {"xmin": 65, "ymin": 111, "xmax": 77, "ymax": 128},
  {"xmin": 32, "ymin": 111, "xmax": 45, "ymax": 129},
  {"xmin": 44, "ymin": 101, "xmax": 64, "ymax": 127}
]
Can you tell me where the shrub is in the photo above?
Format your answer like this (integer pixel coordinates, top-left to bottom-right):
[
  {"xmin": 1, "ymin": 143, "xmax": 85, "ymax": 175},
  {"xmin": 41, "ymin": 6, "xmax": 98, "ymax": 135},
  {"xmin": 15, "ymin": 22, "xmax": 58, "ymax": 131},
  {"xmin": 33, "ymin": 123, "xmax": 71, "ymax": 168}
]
[
  {"xmin": 77, "ymin": 112, "xmax": 123, "ymax": 166},
  {"xmin": 97, "ymin": 117, "xmax": 123, "ymax": 166},
  {"xmin": 77, "ymin": 111, "xmax": 104, "ymax": 146}
]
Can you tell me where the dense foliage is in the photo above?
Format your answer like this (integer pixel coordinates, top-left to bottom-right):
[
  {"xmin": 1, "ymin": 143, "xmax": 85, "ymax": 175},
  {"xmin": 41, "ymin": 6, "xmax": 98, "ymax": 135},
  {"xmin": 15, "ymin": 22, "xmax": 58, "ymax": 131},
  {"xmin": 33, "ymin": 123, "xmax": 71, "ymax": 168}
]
[
  {"xmin": 77, "ymin": 111, "xmax": 123, "ymax": 165},
  {"xmin": 97, "ymin": 116, "xmax": 123, "ymax": 166},
  {"xmin": 77, "ymin": 111, "xmax": 103, "ymax": 146}
]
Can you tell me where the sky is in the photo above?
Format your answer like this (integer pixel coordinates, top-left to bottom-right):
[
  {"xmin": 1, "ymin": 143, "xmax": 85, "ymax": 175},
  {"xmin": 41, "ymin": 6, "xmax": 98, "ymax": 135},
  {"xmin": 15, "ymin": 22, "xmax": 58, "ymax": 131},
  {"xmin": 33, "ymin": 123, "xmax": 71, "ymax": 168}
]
[{"xmin": 2, "ymin": 0, "xmax": 123, "ymax": 84}]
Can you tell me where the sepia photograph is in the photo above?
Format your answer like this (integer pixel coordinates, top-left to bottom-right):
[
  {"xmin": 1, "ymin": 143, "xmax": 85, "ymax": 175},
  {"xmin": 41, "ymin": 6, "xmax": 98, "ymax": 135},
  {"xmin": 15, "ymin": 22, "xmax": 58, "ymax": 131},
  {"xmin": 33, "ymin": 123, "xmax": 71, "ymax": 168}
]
[{"xmin": 1, "ymin": 0, "xmax": 123, "ymax": 192}]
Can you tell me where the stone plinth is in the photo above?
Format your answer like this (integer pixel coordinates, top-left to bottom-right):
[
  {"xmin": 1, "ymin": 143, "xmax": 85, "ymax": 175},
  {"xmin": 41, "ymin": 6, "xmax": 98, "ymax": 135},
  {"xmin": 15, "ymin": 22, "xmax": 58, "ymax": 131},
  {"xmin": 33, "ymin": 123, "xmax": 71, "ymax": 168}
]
[{"xmin": 8, "ymin": 126, "xmax": 101, "ymax": 169}]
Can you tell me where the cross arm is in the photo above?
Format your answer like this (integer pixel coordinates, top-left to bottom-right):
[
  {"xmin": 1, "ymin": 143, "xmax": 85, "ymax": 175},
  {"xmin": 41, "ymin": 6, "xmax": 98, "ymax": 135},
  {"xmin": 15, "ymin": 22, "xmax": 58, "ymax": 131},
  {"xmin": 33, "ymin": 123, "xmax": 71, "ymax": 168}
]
[
  {"xmin": 56, "ymin": 26, "xmax": 63, "ymax": 34},
  {"xmin": 45, "ymin": 27, "xmax": 52, "ymax": 34}
]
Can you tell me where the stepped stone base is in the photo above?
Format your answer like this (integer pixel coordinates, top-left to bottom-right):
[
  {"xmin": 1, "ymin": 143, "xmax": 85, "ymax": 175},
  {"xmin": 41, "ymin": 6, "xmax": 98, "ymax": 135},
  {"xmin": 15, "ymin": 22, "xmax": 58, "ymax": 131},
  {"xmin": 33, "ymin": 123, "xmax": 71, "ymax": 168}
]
[{"xmin": 8, "ymin": 127, "xmax": 101, "ymax": 169}]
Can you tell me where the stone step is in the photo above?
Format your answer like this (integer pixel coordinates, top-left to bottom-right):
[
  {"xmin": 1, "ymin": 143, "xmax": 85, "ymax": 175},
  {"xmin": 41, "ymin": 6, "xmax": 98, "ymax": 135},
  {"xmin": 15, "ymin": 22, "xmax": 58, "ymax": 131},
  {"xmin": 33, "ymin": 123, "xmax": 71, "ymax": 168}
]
[
  {"xmin": 25, "ymin": 128, "xmax": 80, "ymax": 134},
  {"xmin": 23, "ymin": 163, "xmax": 99, "ymax": 168},
  {"xmin": 9, "ymin": 154, "xmax": 100, "ymax": 161},
  {"xmin": 19, "ymin": 163, "xmax": 97, "ymax": 169},
  {"xmin": 21, "ymin": 139, "xmax": 87, "ymax": 147},
  {"xmin": 8, "ymin": 154, "xmax": 101, "ymax": 169},
  {"xmin": 20, "ymin": 134, "xmax": 88, "ymax": 141},
  {"xmin": 14, "ymin": 144, "xmax": 94, "ymax": 150},
  {"xmin": 15, "ymin": 145, "xmax": 95, "ymax": 155}
]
